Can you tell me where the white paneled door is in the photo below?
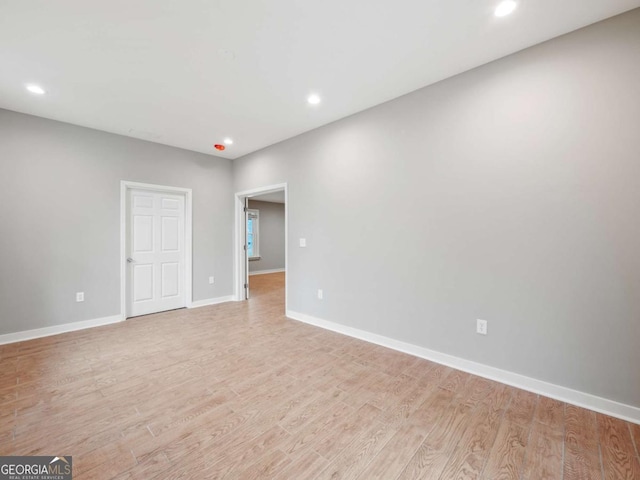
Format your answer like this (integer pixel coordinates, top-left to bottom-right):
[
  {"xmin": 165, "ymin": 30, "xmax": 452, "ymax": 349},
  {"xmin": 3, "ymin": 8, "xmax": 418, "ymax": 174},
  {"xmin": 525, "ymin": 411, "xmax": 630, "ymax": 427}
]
[{"xmin": 127, "ymin": 189, "xmax": 186, "ymax": 317}]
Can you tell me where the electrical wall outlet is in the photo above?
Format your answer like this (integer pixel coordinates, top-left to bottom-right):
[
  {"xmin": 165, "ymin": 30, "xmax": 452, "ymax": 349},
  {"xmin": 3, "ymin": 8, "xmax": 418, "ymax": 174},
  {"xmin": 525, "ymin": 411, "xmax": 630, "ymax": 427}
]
[
  {"xmin": 76, "ymin": 292, "xmax": 85, "ymax": 302},
  {"xmin": 476, "ymin": 319, "xmax": 488, "ymax": 335},
  {"xmin": 317, "ymin": 289, "xmax": 323, "ymax": 300},
  {"xmin": 299, "ymin": 238, "xmax": 307, "ymax": 247},
  {"xmin": 209, "ymin": 276, "xmax": 215, "ymax": 284}
]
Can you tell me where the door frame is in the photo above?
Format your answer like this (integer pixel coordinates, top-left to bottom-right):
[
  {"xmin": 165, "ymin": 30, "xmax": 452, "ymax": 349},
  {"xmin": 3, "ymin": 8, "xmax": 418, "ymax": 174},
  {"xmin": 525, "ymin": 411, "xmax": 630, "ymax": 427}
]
[
  {"xmin": 234, "ymin": 183, "xmax": 288, "ymax": 308},
  {"xmin": 120, "ymin": 180, "xmax": 193, "ymax": 319}
]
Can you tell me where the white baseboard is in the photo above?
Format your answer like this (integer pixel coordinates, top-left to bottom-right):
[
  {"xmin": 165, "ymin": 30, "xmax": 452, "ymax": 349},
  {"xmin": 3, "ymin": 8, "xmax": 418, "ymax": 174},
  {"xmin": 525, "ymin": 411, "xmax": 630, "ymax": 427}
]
[
  {"xmin": 249, "ymin": 268, "xmax": 285, "ymax": 276},
  {"xmin": 286, "ymin": 309, "xmax": 640, "ymax": 425},
  {"xmin": 0, "ymin": 314, "xmax": 124, "ymax": 346},
  {"xmin": 0, "ymin": 295, "xmax": 236, "ymax": 345},
  {"xmin": 189, "ymin": 295, "xmax": 235, "ymax": 308}
]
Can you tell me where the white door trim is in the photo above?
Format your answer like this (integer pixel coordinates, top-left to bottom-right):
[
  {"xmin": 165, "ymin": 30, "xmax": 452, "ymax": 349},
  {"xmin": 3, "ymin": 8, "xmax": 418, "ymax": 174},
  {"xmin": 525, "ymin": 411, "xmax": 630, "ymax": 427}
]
[
  {"xmin": 120, "ymin": 181, "xmax": 193, "ymax": 318},
  {"xmin": 234, "ymin": 183, "xmax": 288, "ymax": 310}
]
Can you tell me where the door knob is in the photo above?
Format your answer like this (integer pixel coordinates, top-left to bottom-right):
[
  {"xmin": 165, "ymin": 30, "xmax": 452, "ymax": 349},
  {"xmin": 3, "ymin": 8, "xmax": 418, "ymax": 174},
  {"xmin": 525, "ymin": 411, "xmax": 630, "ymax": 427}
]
[{"xmin": 127, "ymin": 257, "xmax": 135, "ymax": 263}]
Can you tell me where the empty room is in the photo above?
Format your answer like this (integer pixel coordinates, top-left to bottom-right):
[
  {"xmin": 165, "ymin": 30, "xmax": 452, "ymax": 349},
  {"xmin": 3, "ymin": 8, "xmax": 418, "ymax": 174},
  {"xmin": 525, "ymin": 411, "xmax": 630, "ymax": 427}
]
[{"xmin": 1, "ymin": 1, "xmax": 639, "ymax": 479}]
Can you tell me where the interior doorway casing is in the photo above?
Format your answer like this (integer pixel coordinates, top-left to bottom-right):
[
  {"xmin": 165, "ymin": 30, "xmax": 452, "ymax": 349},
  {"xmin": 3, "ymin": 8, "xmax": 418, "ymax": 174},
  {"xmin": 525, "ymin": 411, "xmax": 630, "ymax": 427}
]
[
  {"xmin": 234, "ymin": 183, "xmax": 288, "ymax": 309},
  {"xmin": 120, "ymin": 180, "xmax": 193, "ymax": 319}
]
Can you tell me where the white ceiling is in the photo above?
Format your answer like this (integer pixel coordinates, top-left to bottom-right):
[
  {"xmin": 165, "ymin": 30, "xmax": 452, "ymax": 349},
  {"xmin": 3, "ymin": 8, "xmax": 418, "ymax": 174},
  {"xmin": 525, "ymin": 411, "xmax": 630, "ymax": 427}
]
[{"xmin": 1, "ymin": 1, "xmax": 639, "ymax": 160}]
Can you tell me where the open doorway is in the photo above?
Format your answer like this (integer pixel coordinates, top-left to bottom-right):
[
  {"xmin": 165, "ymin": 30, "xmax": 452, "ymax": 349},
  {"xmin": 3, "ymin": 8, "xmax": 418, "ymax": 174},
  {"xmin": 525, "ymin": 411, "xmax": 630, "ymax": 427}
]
[{"xmin": 234, "ymin": 183, "xmax": 287, "ymax": 312}]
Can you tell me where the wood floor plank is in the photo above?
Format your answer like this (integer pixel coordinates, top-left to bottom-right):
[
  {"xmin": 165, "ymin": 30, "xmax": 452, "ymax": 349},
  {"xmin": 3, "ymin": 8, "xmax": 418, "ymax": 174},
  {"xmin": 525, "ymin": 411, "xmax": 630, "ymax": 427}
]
[
  {"xmin": 355, "ymin": 423, "xmax": 426, "ymax": 480},
  {"xmin": 420, "ymin": 363, "xmax": 453, "ymax": 384},
  {"xmin": 396, "ymin": 399, "xmax": 475, "ymax": 479},
  {"xmin": 504, "ymin": 388, "xmax": 538, "ymax": 427},
  {"xmin": 0, "ymin": 385, "xmax": 17, "ymax": 405},
  {"xmin": 73, "ymin": 438, "xmax": 137, "ymax": 478},
  {"xmin": 14, "ymin": 405, "xmax": 141, "ymax": 456},
  {"xmin": 279, "ymin": 388, "xmax": 348, "ymax": 433},
  {"xmin": 367, "ymin": 373, "xmax": 415, "ymax": 411},
  {"xmin": 439, "ymin": 369, "xmax": 471, "ymax": 393},
  {"xmin": 299, "ymin": 359, "xmax": 363, "ymax": 393},
  {"xmin": 565, "ymin": 404, "xmax": 599, "ymax": 453},
  {"xmin": 0, "ymin": 403, "xmax": 17, "ymax": 431},
  {"xmin": 147, "ymin": 389, "xmax": 237, "ymax": 437},
  {"xmin": 456, "ymin": 376, "xmax": 495, "ymax": 409},
  {"xmin": 250, "ymin": 383, "xmax": 320, "ymax": 427},
  {"xmin": 422, "ymin": 401, "xmax": 473, "ymax": 453},
  {"xmin": 230, "ymin": 448, "xmax": 293, "ymax": 479},
  {"xmin": 437, "ymin": 402, "xmax": 503, "ymax": 479},
  {"xmin": 629, "ymin": 423, "xmax": 640, "ymax": 461},
  {"xmin": 194, "ymin": 425, "xmax": 291, "ymax": 479},
  {"xmin": 597, "ymin": 413, "xmax": 640, "ymax": 480},
  {"xmin": 533, "ymin": 396, "xmax": 565, "ymax": 433},
  {"xmin": 481, "ymin": 381, "xmax": 513, "ymax": 412},
  {"xmin": 481, "ymin": 420, "xmax": 529, "ymax": 480},
  {"xmin": 280, "ymin": 401, "xmax": 354, "ymax": 457},
  {"xmin": 0, "ymin": 426, "xmax": 13, "ymax": 448},
  {"xmin": 159, "ymin": 408, "xmax": 264, "ymax": 470},
  {"xmin": 273, "ymin": 449, "xmax": 328, "ymax": 480},
  {"xmin": 407, "ymin": 387, "xmax": 456, "ymax": 431},
  {"xmin": 315, "ymin": 420, "xmax": 396, "ymax": 480},
  {"xmin": 313, "ymin": 403, "xmax": 382, "ymax": 460},
  {"xmin": 380, "ymin": 379, "xmax": 438, "ymax": 427},
  {"xmin": 340, "ymin": 369, "xmax": 395, "ymax": 409},
  {"xmin": 123, "ymin": 453, "xmax": 171, "ymax": 480},
  {"xmin": 563, "ymin": 447, "xmax": 603, "ymax": 480},
  {"xmin": 396, "ymin": 444, "xmax": 450, "ymax": 480},
  {"xmin": 131, "ymin": 405, "xmax": 237, "ymax": 465},
  {"xmin": 403, "ymin": 358, "xmax": 437, "ymax": 381},
  {"xmin": 520, "ymin": 420, "xmax": 564, "ymax": 480}
]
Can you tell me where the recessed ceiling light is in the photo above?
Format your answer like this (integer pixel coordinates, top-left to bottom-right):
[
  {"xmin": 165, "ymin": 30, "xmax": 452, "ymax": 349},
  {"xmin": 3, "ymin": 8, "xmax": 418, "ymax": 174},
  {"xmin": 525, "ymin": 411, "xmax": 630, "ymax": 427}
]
[
  {"xmin": 494, "ymin": 0, "xmax": 517, "ymax": 17},
  {"xmin": 223, "ymin": 138, "xmax": 233, "ymax": 145},
  {"xmin": 307, "ymin": 94, "xmax": 321, "ymax": 105},
  {"xmin": 26, "ymin": 84, "xmax": 46, "ymax": 95}
]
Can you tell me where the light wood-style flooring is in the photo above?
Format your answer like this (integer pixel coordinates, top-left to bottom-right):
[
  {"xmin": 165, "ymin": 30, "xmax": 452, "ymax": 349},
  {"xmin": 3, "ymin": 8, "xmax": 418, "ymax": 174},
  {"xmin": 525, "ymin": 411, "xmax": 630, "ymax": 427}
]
[{"xmin": 1, "ymin": 272, "xmax": 639, "ymax": 479}]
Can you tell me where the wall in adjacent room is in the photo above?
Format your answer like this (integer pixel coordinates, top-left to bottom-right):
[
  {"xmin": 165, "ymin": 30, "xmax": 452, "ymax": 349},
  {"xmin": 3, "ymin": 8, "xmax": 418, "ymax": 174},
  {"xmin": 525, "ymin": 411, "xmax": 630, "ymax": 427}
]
[
  {"xmin": 233, "ymin": 10, "xmax": 640, "ymax": 409},
  {"xmin": 0, "ymin": 109, "xmax": 234, "ymax": 335},
  {"xmin": 248, "ymin": 200, "xmax": 285, "ymax": 273}
]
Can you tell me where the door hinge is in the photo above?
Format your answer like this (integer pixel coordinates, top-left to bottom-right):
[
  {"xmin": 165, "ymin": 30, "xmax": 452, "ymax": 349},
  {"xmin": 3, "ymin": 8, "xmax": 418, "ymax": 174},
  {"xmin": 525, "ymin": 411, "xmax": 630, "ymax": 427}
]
[
  {"xmin": 243, "ymin": 207, "xmax": 248, "ymax": 213},
  {"xmin": 243, "ymin": 244, "xmax": 247, "ymax": 251},
  {"xmin": 244, "ymin": 283, "xmax": 248, "ymax": 289}
]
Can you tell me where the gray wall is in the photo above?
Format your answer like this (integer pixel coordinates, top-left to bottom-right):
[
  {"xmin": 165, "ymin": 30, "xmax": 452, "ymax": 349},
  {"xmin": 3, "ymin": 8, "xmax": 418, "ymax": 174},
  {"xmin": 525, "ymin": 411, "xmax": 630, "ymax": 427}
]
[
  {"xmin": 0, "ymin": 109, "xmax": 234, "ymax": 335},
  {"xmin": 233, "ymin": 10, "xmax": 640, "ymax": 408},
  {"xmin": 248, "ymin": 200, "xmax": 285, "ymax": 273}
]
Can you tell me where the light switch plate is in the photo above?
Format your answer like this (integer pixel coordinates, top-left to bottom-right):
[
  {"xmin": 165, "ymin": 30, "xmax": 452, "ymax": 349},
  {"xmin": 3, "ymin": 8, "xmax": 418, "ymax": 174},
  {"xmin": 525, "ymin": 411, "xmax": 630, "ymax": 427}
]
[{"xmin": 477, "ymin": 319, "xmax": 488, "ymax": 335}]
